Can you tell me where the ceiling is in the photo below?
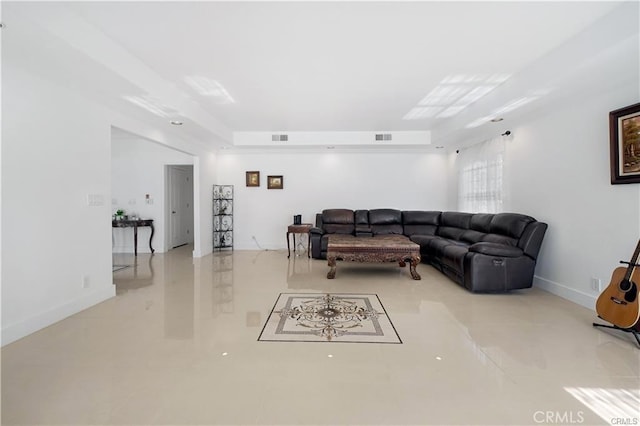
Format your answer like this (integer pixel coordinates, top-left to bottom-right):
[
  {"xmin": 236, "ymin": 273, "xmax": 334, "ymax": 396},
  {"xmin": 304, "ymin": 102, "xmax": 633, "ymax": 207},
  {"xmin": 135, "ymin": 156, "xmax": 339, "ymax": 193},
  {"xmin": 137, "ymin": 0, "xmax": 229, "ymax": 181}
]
[{"xmin": 4, "ymin": 1, "xmax": 634, "ymax": 149}]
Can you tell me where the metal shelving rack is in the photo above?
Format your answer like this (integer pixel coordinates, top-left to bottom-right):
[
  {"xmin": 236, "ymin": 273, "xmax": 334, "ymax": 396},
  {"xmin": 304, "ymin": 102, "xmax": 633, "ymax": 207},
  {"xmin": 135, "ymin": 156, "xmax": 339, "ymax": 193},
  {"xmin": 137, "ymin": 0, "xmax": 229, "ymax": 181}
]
[{"xmin": 213, "ymin": 185, "xmax": 233, "ymax": 250}]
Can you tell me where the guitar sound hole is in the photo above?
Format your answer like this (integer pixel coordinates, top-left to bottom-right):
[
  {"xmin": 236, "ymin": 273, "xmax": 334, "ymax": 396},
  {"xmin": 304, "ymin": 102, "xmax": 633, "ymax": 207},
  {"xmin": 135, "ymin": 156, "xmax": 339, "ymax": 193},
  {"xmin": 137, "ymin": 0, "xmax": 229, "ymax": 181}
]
[
  {"xmin": 619, "ymin": 279, "xmax": 632, "ymax": 292},
  {"xmin": 624, "ymin": 281, "xmax": 637, "ymax": 303}
]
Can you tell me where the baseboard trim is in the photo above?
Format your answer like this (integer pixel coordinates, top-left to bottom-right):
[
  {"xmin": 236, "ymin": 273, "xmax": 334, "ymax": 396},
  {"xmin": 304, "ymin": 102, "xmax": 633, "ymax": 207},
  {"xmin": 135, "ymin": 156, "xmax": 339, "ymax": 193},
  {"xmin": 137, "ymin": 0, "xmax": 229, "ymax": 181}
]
[
  {"xmin": 1, "ymin": 285, "xmax": 116, "ymax": 347},
  {"xmin": 533, "ymin": 275, "xmax": 596, "ymax": 310}
]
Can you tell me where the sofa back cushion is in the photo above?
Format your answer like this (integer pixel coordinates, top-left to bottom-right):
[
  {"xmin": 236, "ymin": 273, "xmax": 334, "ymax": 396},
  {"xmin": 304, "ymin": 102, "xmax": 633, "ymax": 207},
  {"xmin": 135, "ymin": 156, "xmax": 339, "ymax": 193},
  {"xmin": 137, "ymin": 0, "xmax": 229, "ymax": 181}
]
[
  {"xmin": 354, "ymin": 210, "xmax": 369, "ymax": 225},
  {"xmin": 322, "ymin": 209, "xmax": 355, "ymax": 234},
  {"xmin": 402, "ymin": 211, "xmax": 440, "ymax": 236},
  {"xmin": 459, "ymin": 214, "xmax": 494, "ymax": 243},
  {"xmin": 370, "ymin": 209, "xmax": 403, "ymax": 235},
  {"xmin": 470, "ymin": 213, "xmax": 494, "ymax": 233},
  {"xmin": 437, "ymin": 212, "xmax": 472, "ymax": 240},
  {"xmin": 489, "ymin": 213, "xmax": 535, "ymax": 239},
  {"xmin": 479, "ymin": 213, "xmax": 536, "ymax": 246}
]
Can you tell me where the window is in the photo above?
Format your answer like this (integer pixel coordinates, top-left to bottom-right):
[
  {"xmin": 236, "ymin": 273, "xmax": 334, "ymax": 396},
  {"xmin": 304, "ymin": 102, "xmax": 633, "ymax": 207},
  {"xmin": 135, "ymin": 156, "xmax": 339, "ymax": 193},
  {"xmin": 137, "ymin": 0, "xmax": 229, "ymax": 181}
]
[{"xmin": 457, "ymin": 137, "xmax": 505, "ymax": 213}]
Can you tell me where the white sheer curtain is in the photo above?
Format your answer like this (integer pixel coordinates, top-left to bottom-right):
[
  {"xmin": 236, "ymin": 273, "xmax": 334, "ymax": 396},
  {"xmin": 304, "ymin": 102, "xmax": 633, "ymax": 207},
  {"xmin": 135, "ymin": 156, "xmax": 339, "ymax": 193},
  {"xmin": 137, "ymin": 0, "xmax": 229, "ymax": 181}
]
[{"xmin": 457, "ymin": 137, "xmax": 505, "ymax": 213}]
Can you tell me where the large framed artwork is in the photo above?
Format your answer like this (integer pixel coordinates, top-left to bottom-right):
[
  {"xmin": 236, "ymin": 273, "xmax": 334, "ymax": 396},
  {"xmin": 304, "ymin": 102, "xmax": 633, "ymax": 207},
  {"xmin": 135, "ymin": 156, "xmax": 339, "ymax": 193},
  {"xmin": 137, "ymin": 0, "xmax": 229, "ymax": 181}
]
[{"xmin": 610, "ymin": 102, "xmax": 640, "ymax": 184}]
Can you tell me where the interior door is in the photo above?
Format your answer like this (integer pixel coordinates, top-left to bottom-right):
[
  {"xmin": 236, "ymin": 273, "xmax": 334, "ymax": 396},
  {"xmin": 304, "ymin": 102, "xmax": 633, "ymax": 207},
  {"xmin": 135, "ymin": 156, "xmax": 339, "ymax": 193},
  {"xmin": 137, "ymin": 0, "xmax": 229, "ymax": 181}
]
[{"xmin": 169, "ymin": 165, "xmax": 194, "ymax": 248}]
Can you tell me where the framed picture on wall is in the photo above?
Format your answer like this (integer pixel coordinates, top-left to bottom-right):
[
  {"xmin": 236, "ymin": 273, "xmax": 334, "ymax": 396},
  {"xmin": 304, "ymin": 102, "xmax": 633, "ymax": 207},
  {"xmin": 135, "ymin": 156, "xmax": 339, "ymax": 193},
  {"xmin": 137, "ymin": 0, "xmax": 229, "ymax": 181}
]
[
  {"xmin": 267, "ymin": 175, "xmax": 283, "ymax": 189},
  {"xmin": 610, "ymin": 102, "xmax": 640, "ymax": 184},
  {"xmin": 246, "ymin": 171, "xmax": 260, "ymax": 187}
]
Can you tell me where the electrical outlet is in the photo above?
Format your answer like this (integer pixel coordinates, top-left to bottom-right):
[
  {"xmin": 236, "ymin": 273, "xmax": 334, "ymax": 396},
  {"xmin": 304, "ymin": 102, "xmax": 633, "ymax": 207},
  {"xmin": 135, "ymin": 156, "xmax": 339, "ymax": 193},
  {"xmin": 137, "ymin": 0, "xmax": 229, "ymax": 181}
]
[
  {"xmin": 82, "ymin": 275, "xmax": 90, "ymax": 289},
  {"xmin": 590, "ymin": 277, "xmax": 602, "ymax": 292}
]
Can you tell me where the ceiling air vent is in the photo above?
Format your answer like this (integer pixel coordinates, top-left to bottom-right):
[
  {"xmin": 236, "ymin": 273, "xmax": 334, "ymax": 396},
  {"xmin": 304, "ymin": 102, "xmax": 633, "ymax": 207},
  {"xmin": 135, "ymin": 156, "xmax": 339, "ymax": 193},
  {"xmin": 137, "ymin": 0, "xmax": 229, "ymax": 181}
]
[
  {"xmin": 375, "ymin": 133, "xmax": 392, "ymax": 141},
  {"xmin": 272, "ymin": 134, "xmax": 288, "ymax": 142}
]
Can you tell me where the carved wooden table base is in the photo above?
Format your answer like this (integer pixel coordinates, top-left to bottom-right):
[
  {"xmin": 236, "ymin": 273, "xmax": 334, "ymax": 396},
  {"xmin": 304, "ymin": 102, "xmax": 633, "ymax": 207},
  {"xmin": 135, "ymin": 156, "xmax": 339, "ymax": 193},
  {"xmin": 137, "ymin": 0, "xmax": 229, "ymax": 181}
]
[{"xmin": 326, "ymin": 235, "xmax": 421, "ymax": 280}]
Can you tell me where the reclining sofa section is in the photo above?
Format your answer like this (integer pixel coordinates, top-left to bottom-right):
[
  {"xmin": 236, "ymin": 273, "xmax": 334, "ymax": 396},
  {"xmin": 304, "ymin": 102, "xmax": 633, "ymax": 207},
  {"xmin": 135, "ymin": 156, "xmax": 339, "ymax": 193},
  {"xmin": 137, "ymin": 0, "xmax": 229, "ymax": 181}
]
[{"xmin": 310, "ymin": 209, "xmax": 547, "ymax": 293}]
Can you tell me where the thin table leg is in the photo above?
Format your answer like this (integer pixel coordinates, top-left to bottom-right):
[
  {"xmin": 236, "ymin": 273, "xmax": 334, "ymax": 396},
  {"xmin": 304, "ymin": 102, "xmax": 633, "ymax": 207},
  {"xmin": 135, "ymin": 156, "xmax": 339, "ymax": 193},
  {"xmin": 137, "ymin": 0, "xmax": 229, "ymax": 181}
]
[
  {"xmin": 133, "ymin": 225, "xmax": 138, "ymax": 257},
  {"xmin": 307, "ymin": 233, "xmax": 311, "ymax": 258},
  {"xmin": 287, "ymin": 232, "xmax": 291, "ymax": 258},
  {"xmin": 149, "ymin": 224, "xmax": 155, "ymax": 253}
]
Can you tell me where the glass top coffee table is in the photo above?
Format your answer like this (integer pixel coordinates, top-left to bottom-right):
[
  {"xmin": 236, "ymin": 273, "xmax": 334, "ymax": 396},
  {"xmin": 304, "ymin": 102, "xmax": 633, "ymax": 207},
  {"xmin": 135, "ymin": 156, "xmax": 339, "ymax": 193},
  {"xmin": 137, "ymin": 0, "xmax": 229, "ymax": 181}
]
[{"xmin": 326, "ymin": 234, "xmax": 421, "ymax": 280}]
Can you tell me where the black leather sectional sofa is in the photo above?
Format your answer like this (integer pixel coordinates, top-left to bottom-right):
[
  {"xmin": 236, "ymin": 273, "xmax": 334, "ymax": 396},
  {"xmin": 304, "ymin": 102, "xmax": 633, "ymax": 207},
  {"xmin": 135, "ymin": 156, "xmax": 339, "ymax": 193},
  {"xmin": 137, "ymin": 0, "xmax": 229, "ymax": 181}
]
[{"xmin": 310, "ymin": 209, "xmax": 547, "ymax": 293}]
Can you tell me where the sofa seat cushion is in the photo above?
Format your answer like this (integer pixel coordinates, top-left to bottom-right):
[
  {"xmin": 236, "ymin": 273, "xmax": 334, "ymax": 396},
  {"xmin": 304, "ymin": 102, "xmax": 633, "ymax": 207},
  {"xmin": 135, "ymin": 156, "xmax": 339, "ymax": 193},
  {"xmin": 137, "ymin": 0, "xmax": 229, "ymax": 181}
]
[
  {"xmin": 460, "ymin": 229, "xmax": 486, "ymax": 244},
  {"xmin": 482, "ymin": 233, "xmax": 518, "ymax": 246},
  {"xmin": 428, "ymin": 237, "xmax": 468, "ymax": 258},
  {"xmin": 324, "ymin": 224, "xmax": 355, "ymax": 234},
  {"xmin": 469, "ymin": 242, "xmax": 524, "ymax": 258},
  {"xmin": 403, "ymin": 224, "xmax": 437, "ymax": 236},
  {"xmin": 442, "ymin": 245, "xmax": 469, "ymax": 271},
  {"xmin": 410, "ymin": 234, "xmax": 438, "ymax": 246}
]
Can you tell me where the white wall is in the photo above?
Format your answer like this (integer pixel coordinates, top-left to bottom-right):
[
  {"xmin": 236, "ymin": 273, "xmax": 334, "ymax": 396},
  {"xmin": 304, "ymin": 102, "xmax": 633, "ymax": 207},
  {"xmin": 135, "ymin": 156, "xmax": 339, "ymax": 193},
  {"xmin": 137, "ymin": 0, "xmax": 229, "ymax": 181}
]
[
  {"xmin": 1, "ymin": 39, "xmax": 219, "ymax": 347},
  {"xmin": 505, "ymin": 85, "xmax": 640, "ymax": 309},
  {"xmin": 194, "ymin": 152, "xmax": 218, "ymax": 257},
  {"xmin": 111, "ymin": 135, "xmax": 194, "ymax": 253},
  {"xmin": 2, "ymin": 61, "xmax": 117, "ymax": 345},
  {"xmin": 443, "ymin": 2, "xmax": 640, "ymax": 310},
  {"xmin": 217, "ymin": 150, "xmax": 450, "ymax": 249}
]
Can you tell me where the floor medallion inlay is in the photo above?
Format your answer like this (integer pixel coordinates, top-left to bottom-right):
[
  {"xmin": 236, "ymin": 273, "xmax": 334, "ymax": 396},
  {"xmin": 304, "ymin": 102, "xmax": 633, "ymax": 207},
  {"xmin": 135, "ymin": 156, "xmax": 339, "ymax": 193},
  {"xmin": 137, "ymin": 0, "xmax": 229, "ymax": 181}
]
[{"xmin": 258, "ymin": 293, "xmax": 402, "ymax": 343}]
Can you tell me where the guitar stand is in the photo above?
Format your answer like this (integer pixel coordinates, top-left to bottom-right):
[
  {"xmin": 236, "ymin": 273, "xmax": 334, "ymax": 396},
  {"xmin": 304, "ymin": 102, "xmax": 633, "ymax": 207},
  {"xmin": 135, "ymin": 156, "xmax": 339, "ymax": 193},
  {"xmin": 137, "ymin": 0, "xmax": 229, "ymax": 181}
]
[
  {"xmin": 619, "ymin": 261, "xmax": 640, "ymax": 267},
  {"xmin": 592, "ymin": 322, "xmax": 640, "ymax": 348}
]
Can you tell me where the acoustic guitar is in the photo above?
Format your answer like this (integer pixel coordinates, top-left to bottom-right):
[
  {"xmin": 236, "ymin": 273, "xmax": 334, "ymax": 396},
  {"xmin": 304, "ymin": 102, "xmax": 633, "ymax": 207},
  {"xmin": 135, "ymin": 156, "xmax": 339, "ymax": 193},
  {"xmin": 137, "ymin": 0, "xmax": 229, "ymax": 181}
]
[{"xmin": 596, "ymin": 239, "xmax": 640, "ymax": 329}]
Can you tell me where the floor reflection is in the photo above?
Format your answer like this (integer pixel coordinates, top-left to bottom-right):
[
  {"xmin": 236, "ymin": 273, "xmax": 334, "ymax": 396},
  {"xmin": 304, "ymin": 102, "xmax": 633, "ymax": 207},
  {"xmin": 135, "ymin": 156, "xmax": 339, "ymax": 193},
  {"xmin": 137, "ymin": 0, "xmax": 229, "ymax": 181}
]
[
  {"xmin": 112, "ymin": 252, "xmax": 155, "ymax": 294},
  {"xmin": 2, "ymin": 247, "xmax": 638, "ymax": 425}
]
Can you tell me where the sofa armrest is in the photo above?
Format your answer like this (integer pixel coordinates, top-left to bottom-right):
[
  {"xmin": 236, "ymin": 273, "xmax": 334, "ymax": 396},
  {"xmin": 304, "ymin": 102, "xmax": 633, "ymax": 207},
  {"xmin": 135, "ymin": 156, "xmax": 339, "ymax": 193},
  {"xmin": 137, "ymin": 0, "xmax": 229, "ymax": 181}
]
[
  {"xmin": 310, "ymin": 227, "xmax": 323, "ymax": 235},
  {"xmin": 469, "ymin": 242, "xmax": 523, "ymax": 258}
]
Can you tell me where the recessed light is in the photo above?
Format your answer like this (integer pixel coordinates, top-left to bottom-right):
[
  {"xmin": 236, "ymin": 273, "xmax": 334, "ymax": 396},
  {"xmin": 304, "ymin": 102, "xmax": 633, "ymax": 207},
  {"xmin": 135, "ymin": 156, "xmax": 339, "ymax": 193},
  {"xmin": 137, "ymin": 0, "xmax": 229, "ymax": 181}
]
[
  {"xmin": 170, "ymin": 120, "xmax": 183, "ymax": 126},
  {"xmin": 327, "ymin": 146, "xmax": 336, "ymax": 150},
  {"xmin": 490, "ymin": 117, "xmax": 504, "ymax": 122},
  {"xmin": 435, "ymin": 146, "xmax": 445, "ymax": 149}
]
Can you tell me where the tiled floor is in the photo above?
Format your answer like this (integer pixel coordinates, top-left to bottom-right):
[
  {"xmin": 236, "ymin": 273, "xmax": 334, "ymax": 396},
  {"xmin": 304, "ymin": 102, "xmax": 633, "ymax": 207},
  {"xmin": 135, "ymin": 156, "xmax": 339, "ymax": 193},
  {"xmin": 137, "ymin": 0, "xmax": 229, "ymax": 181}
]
[{"xmin": 2, "ymin": 245, "xmax": 639, "ymax": 425}]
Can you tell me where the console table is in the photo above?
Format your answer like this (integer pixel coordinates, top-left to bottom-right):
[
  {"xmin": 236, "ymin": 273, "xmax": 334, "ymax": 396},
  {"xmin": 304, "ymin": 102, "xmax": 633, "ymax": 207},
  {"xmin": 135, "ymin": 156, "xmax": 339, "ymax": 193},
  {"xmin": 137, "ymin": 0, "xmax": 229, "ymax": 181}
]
[
  {"xmin": 112, "ymin": 219, "xmax": 155, "ymax": 256},
  {"xmin": 287, "ymin": 223, "xmax": 312, "ymax": 258}
]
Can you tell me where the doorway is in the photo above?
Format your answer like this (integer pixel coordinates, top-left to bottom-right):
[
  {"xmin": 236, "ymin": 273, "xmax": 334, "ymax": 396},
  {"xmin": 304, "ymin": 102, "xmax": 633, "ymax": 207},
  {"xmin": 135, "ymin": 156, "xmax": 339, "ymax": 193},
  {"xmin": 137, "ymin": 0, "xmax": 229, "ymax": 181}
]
[{"xmin": 167, "ymin": 165, "xmax": 195, "ymax": 249}]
